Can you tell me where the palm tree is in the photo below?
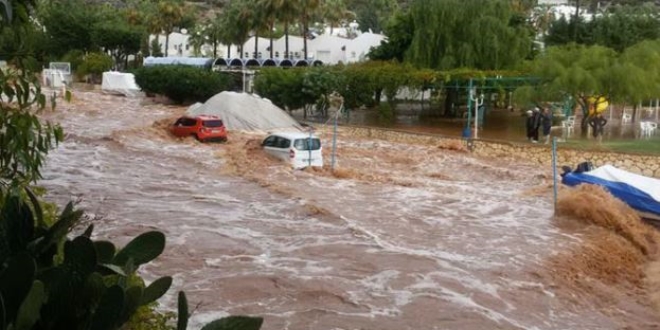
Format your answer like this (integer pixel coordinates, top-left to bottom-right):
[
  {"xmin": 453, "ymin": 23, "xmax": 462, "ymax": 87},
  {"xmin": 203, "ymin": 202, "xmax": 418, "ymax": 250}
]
[
  {"xmin": 275, "ymin": 0, "xmax": 299, "ymax": 59},
  {"xmin": 321, "ymin": 0, "xmax": 355, "ymax": 36},
  {"xmin": 219, "ymin": 1, "xmax": 252, "ymax": 58},
  {"xmin": 259, "ymin": 0, "xmax": 279, "ymax": 58},
  {"xmin": 155, "ymin": 0, "xmax": 185, "ymax": 57},
  {"xmin": 298, "ymin": 0, "xmax": 321, "ymax": 60},
  {"xmin": 251, "ymin": 0, "xmax": 270, "ymax": 58}
]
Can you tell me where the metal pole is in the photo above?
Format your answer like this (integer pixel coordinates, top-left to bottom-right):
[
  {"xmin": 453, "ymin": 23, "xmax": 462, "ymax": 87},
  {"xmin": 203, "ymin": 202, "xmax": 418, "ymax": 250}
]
[
  {"xmin": 552, "ymin": 136, "xmax": 558, "ymax": 212},
  {"xmin": 474, "ymin": 94, "xmax": 484, "ymax": 139},
  {"xmin": 331, "ymin": 103, "xmax": 342, "ymax": 171},
  {"xmin": 308, "ymin": 128, "xmax": 312, "ymax": 168},
  {"xmin": 466, "ymin": 79, "xmax": 473, "ymax": 135},
  {"xmin": 474, "ymin": 96, "xmax": 479, "ymax": 139}
]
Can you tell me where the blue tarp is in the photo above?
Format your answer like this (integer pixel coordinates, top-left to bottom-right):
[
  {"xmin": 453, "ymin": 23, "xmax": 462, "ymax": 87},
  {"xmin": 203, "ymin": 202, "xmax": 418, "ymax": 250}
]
[{"xmin": 562, "ymin": 169, "xmax": 660, "ymax": 219}]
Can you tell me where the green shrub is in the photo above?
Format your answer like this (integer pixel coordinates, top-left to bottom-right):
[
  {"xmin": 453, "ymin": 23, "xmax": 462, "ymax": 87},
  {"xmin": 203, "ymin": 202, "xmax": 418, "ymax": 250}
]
[
  {"xmin": 253, "ymin": 68, "xmax": 307, "ymax": 111},
  {"xmin": 61, "ymin": 50, "xmax": 85, "ymax": 72},
  {"xmin": 0, "ymin": 190, "xmax": 264, "ymax": 330},
  {"xmin": 79, "ymin": 52, "xmax": 114, "ymax": 83},
  {"xmin": 134, "ymin": 65, "xmax": 233, "ymax": 104},
  {"xmin": 62, "ymin": 50, "xmax": 86, "ymax": 81}
]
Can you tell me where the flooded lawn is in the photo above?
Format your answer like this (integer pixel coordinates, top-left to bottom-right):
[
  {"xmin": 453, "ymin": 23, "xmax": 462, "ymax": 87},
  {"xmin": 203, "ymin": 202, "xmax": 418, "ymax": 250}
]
[{"xmin": 39, "ymin": 90, "xmax": 660, "ymax": 330}]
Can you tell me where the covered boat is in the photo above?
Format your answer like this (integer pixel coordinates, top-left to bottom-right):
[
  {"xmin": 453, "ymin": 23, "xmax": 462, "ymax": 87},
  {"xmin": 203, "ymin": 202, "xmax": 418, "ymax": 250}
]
[{"xmin": 561, "ymin": 164, "xmax": 660, "ymax": 221}]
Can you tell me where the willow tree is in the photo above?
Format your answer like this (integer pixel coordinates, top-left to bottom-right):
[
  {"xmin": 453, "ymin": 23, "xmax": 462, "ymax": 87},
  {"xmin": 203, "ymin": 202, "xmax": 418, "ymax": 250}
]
[
  {"xmin": 609, "ymin": 40, "xmax": 660, "ymax": 122},
  {"xmin": 407, "ymin": 0, "xmax": 532, "ymax": 70},
  {"xmin": 514, "ymin": 43, "xmax": 620, "ymax": 137}
]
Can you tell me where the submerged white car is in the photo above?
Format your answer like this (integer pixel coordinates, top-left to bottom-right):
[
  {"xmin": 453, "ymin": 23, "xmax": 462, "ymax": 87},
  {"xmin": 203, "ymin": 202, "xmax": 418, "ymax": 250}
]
[{"xmin": 261, "ymin": 131, "xmax": 323, "ymax": 169}]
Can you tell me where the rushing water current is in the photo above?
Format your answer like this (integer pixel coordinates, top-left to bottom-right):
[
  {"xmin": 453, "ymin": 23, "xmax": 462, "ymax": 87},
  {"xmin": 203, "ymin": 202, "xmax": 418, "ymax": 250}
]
[{"xmin": 39, "ymin": 90, "xmax": 660, "ymax": 330}]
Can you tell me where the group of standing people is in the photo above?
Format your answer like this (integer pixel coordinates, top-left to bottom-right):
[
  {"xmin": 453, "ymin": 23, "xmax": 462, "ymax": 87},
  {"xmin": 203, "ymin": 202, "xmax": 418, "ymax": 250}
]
[
  {"xmin": 525, "ymin": 107, "xmax": 552, "ymax": 144},
  {"xmin": 525, "ymin": 107, "xmax": 609, "ymax": 143}
]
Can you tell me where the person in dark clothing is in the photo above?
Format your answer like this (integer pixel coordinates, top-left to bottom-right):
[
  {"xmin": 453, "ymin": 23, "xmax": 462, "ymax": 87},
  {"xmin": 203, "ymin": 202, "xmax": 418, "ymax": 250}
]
[
  {"xmin": 540, "ymin": 108, "xmax": 552, "ymax": 144},
  {"xmin": 525, "ymin": 110, "xmax": 535, "ymax": 142},
  {"xmin": 588, "ymin": 113, "xmax": 608, "ymax": 143},
  {"xmin": 531, "ymin": 107, "xmax": 542, "ymax": 143}
]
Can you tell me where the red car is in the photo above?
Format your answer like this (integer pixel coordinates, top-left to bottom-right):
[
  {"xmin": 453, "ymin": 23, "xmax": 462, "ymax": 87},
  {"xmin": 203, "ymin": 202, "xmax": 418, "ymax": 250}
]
[{"xmin": 170, "ymin": 115, "xmax": 228, "ymax": 142}]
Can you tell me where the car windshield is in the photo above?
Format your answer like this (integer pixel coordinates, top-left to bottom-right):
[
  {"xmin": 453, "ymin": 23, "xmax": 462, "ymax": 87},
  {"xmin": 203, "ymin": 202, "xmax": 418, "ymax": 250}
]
[
  {"xmin": 202, "ymin": 120, "xmax": 224, "ymax": 128},
  {"xmin": 293, "ymin": 138, "xmax": 321, "ymax": 151}
]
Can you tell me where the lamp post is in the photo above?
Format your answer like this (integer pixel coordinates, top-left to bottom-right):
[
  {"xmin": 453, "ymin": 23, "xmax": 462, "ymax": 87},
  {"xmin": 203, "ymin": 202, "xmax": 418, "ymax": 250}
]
[{"xmin": 469, "ymin": 86, "xmax": 484, "ymax": 139}]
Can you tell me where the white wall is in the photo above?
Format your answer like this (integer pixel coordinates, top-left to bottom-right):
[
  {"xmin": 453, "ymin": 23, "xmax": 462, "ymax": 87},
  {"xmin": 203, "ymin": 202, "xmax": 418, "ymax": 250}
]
[{"xmin": 148, "ymin": 30, "xmax": 386, "ymax": 65}]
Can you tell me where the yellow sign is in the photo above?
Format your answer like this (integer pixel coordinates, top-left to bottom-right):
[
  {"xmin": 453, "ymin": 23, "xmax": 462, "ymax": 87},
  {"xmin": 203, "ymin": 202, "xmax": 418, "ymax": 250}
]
[{"xmin": 587, "ymin": 96, "xmax": 608, "ymax": 115}]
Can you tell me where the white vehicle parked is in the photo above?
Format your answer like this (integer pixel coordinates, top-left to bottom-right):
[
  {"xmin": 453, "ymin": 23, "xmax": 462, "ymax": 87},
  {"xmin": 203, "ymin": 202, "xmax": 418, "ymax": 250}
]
[{"xmin": 261, "ymin": 131, "xmax": 323, "ymax": 169}]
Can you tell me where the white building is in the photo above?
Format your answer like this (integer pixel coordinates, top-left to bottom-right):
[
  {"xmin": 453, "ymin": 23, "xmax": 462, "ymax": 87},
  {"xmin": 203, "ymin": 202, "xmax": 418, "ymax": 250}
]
[{"xmin": 148, "ymin": 30, "xmax": 387, "ymax": 66}]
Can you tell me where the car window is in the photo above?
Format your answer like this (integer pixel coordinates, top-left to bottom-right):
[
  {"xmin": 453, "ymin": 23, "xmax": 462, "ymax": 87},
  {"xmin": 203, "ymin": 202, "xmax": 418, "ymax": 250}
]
[
  {"xmin": 262, "ymin": 136, "xmax": 276, "ymax": 147},
  {"xmin": 181, "ymin": 118, "xmax": 197, "ymax": 126},
  {"xmin": 202, "ymin": 120, "xmax": 224, "ymax": 128},
  {"xmin": 294, "ymin": 138, "xmax": 321, "ymax": 151},
  {"xmin": 277, "ymin": 137, "xmax": 290, "ymax": 149}
]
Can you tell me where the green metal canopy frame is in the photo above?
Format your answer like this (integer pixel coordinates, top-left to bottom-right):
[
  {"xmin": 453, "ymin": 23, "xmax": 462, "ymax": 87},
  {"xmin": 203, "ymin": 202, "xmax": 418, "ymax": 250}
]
[{"xmin": 443, "ymin": 76, "xmax": 542, "ymax": 139}]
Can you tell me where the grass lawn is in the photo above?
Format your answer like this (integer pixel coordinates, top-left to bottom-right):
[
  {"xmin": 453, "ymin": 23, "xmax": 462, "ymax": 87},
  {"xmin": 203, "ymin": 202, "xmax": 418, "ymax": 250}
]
[{"xmin": 560, "ymin": 139, "xmax": 660, "ymax": 156}]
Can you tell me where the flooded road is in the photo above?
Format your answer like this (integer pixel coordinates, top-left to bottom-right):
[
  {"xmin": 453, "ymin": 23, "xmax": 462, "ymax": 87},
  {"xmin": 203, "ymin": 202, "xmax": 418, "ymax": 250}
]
[{"xmin": 39, "ymin": 90, "xmax": 660, "ymax": 329}]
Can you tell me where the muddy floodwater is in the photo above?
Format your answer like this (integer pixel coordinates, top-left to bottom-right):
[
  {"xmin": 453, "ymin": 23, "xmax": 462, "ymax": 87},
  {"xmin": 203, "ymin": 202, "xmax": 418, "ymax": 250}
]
[{"xmin": 39, "ymin": 90, "xmax": 660, "ymax": 330}]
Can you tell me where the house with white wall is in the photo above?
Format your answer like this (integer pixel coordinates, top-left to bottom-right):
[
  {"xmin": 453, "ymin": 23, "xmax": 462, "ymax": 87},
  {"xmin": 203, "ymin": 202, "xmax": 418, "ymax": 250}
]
[{"xmin": 148, "ymin": 29, "xmax": 386, "ymax": 65}]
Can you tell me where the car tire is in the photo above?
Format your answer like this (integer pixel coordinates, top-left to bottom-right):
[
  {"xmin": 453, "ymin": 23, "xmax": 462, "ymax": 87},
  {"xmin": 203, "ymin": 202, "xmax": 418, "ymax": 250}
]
[{"xmin": 193, "ymin": 134, "xmax": 203, "ymax": 142}]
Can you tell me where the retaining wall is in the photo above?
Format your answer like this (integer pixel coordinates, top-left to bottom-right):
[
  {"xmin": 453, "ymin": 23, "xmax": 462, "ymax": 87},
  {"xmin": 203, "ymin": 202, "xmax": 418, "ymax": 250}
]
[{"xmin": 340, "ymin": 125, "xmax": 660, "ymax": 178}]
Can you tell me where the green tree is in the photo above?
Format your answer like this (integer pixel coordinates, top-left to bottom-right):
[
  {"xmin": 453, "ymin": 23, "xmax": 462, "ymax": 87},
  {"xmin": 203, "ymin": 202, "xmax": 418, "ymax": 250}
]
[
  {"xmin": 322, "ymin": 0, "xmax": 355, "ymax": 35},
  {"xmin": 301, "ymin": 67, "xmax": 343, "ymax": 117},
  {"xmin": 259, "ymin": 0, "xmax": 280, "ymax": 58},
  {"xmin": 154, "ymin": 0, "xmax": 186, "ymax": 57},
  {"xmin": 78, "ymin": 52, "xmax": 114, "ymax": 83},
  {"xmin": 91, "ymin": 20, "xmax": 144, "ymax": 70},
  {"xmin": 221, "ymin": 0, "xmax": 254, "ymax": 58},
  {"xmin": 367, "ymin": 10, "xmax": 414, "ymax": 62},
  {"xmin": 609, "ymin": 40, "xmax": 660, "ymax": 122},
  {"xmin": 298, "ymin": 0, "xmax": 321, "ymax": 60},
  {"xmin": 253, "ymin": 68, "xmax": 307, "ymax": 110},
  {"xmin": 515, "ymin": 43, "xmax": 618, "ymax": 137},
  {"xmin": 407, "ymin": 0, "xmax": 532, "ymax": 70},
  {"xmin": 275, "ymin": 0, "xmax": 299, "ymax": 59},
  {"xmin": 346, "ymin": 0, "xmax": 398, "ymax": 33},
  {"xmin": 545, "ymin": 4, "xmax": 660, "ymax": 52},
  {"xmin": 38, "ymin": 0, "xmax": 103, "ymax": 58}
]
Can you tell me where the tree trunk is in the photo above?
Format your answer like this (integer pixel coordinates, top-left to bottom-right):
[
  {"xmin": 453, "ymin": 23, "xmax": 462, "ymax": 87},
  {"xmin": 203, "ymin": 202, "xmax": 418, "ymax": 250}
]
[
  {"xmin": 579, "ymin": 97, "xmax": 589, "ymax": 138},
  {"xmin": 165, "ymin": 33, "xmax": 170, "ymax": 57},
  {"xmin": 254, "ymin": 31, "xmax": 259, "ymax": 58},
  {"xmin": 302, "ymin": 16, "xmax": 308, "ymax": 60},
  {"xmin": 213, "ymin": 40, "xmax": 217, "ymax": 58},
  {"xmin": 285, "ymin": 21, "xmax": 289, "ymax": 59},
  {"xmin": 632, "ymin": 103, "xmax": 638, "ymax": 123},
  {"xmin": 269, "ymin": 21, "xmax": 274, "ymax": 58},
  {"xmin": 374, "ymin": 89, "xmax": 382, "ymax": 107},
  {"xmin": 573, "ymin": 0, "xmax": 580, "ymax": 42},
  {"xmin": 227, "ymin": 45, "xmax": 231, "ymax": 58}
]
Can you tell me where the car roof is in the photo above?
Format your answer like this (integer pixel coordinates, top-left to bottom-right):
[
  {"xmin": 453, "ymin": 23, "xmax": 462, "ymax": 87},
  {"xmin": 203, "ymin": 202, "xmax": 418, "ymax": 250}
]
[
  {"xmin": 195, "ymin": 115, "xmax": 221, "ymax": 120},
  {"xmin": 267, "ymin": 131, "xmax": 319, "ymax": 140}
]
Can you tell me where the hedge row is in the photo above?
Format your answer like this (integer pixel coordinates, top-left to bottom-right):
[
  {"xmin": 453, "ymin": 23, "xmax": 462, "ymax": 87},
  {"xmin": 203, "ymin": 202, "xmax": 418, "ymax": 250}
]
[{"xmin": 133, "ymin": 65, "xmax": 234, "ymax": 104}]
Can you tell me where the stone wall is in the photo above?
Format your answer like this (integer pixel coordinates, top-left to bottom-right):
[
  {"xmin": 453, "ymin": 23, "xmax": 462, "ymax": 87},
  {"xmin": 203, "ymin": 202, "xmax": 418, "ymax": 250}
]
[{"xmin": 340, "ymin": 125, "xmax": 660, "ymax": 178}]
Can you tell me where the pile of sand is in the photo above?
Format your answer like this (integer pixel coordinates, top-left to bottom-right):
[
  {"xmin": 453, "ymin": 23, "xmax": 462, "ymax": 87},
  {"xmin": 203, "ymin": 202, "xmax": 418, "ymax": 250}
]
[{"xmin": 187, "ymin": 92, "xmax": 303, "ymax": 132}]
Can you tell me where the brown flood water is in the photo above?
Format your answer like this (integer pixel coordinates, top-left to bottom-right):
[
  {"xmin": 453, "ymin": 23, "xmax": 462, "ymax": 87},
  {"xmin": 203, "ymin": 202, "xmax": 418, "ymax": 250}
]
[{"xmin": 39, "ymin": 89, "xmax": 660, "ymax": 329}]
